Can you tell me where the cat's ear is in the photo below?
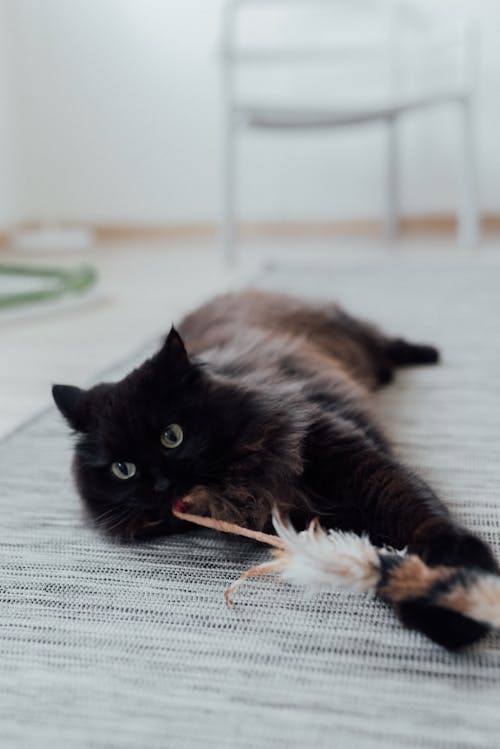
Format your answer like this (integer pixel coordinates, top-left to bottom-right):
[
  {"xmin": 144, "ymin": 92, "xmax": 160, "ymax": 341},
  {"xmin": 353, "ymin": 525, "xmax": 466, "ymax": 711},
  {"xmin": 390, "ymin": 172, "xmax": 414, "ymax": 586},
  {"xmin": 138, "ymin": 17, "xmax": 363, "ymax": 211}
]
[
  {"xmin": 159, "ymin": 327, "xmax": 190, "ymax": 369},
  {"xmin": 52, "ymin": 384, "xmax": 89, "ymax": 431}
]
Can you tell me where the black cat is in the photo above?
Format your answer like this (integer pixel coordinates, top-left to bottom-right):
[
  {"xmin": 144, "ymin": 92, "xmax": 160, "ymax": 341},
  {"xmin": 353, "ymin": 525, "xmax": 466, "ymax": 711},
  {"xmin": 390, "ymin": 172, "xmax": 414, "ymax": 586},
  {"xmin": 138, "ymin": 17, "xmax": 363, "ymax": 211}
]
[{"xmin": 53, "ymin": 289, "xmax": 498, "ymax": 649}]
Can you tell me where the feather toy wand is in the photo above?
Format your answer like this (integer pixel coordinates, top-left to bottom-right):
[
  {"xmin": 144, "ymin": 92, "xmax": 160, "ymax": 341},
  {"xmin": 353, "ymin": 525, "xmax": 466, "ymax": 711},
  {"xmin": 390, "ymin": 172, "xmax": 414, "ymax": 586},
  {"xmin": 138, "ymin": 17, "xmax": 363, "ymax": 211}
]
[{"xmin": 172, "ymin": 501, "xmax": 500, "ymax": 631}]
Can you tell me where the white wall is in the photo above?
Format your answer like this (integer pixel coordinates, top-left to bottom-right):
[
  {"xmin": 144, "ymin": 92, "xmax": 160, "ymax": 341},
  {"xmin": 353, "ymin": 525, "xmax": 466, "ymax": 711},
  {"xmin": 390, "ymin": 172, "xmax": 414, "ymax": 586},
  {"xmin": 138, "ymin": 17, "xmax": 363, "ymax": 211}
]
[
  {"xmin": 0, "ymin": 0, "xmax": 18, "ymax": 229},
  {"xmin": 0, "ymin": 0, "xmax": 499, "ymax": 228}
]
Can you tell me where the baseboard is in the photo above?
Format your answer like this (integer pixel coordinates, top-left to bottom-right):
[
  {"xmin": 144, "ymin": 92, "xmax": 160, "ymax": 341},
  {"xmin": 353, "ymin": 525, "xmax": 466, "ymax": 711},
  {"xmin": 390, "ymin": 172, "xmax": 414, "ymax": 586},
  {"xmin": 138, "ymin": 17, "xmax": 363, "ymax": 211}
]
[
  {"xmin": 2, "ymin": 214, "xmax": 500, "ymax": 248},
  {"xmin": 94, "ymin": 214, "xmax": 500, "ymax": 242},
  {"xmin": 94, "ymin": 222, "xmax": 217, "ymax": 242}
]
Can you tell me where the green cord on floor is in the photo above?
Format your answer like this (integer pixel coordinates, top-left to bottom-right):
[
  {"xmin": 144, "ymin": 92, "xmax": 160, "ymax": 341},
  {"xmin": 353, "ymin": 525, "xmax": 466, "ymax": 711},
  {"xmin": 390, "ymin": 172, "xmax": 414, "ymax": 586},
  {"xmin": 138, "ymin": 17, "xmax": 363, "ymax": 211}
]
[{"xmin": 0, "ymin": 264, "xmax": 98, "ymax": 309}]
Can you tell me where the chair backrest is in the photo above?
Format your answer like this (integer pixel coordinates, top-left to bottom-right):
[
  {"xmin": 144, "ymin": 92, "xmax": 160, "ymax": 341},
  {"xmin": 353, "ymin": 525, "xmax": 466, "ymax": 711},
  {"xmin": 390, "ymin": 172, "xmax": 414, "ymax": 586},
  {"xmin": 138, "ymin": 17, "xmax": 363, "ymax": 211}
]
[{"xmin": 221, "ymin": 0, "xmax": 476, "ymax": 106}]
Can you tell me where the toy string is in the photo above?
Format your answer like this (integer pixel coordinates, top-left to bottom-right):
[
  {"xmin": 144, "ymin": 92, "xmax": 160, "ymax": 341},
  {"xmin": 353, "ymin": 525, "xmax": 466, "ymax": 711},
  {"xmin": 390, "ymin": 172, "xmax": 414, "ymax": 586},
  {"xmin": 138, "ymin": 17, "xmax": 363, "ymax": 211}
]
[{"xmin": 172, "ymin": 507, "xmax": 286, "ymax": 550}]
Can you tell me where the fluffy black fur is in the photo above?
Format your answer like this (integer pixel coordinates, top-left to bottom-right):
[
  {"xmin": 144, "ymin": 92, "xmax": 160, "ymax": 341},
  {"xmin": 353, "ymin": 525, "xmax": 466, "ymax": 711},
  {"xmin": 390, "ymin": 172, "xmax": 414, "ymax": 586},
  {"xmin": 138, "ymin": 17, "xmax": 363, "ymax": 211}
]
[{"xmin": 52, "ymin": 289, "xmax": 498, "ymax": 649}]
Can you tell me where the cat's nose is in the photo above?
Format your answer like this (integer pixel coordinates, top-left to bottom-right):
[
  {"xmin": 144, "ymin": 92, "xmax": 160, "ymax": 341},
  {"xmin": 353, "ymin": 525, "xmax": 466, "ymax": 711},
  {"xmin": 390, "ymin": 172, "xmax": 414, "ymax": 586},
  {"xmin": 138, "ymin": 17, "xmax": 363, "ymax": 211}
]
[{"xmin": 154, "ymin": 476, "xmax": 171, "ymax": 492}]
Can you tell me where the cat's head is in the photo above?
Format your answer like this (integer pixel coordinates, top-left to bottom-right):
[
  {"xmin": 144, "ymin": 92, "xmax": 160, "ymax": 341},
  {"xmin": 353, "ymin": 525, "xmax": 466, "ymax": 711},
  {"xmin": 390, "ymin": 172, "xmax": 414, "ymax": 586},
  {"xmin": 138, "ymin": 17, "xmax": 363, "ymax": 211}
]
[{"xmin": 52, "ymin": 328, "xmax": 268, "ymax": 539}]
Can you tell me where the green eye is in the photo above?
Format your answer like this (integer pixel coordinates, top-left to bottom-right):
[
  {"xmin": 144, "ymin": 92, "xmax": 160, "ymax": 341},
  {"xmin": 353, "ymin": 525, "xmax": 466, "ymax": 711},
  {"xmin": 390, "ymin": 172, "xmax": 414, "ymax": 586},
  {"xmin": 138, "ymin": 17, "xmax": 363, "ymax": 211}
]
[
  {"xmin": 111, "ymin": 461, "xmax": 137, "ymax": 480},
  {"xmin": 161, "ymin": 423, "xmax": 183, "ymax": 449}
]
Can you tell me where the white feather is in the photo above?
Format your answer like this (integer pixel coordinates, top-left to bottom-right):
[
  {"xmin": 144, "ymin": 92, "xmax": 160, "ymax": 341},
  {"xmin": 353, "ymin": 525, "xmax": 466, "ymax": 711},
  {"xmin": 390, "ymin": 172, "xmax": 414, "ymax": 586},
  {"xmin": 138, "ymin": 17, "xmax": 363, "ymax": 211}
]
[{"xmin": 272, "ymin": 513, "xmax": 385, "ymax": 593}]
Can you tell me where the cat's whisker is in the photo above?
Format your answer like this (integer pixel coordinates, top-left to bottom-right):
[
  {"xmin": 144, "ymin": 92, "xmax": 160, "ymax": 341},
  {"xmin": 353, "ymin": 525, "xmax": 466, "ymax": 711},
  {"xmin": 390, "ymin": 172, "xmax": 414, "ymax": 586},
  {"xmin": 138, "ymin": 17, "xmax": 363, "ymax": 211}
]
[
  {"xmin": 93, "ymin": 508, "xmax": 129, "ymax": 531},
  {"xmin": 98, "ymin": 507, "xmax": 138, "ymax": 535},
  {"xmin": 92, "ymin": 506, "xmax": 119, "ymax": 526}
]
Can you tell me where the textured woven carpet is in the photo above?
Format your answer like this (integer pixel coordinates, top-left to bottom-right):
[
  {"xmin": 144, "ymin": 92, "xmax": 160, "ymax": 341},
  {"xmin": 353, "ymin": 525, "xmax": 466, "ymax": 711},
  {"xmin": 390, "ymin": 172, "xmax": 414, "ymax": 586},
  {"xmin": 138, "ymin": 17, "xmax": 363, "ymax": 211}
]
[{"xmin": 2, "ymin": 255, "xmax": 500, "ymax": 748}]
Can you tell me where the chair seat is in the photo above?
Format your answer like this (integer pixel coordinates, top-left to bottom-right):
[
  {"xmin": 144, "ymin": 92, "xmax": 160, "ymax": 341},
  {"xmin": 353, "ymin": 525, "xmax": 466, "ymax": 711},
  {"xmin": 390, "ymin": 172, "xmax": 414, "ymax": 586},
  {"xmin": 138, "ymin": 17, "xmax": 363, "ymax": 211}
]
[{"xmin": 235, "ymin": 91, "xmax": 464, "ymax": 129}]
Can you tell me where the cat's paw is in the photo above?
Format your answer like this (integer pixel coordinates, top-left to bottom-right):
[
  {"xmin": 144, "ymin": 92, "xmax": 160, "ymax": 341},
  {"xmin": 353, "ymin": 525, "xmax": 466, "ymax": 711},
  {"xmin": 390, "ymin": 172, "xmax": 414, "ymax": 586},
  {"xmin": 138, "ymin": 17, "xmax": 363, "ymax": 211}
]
[
  {"xmin": 412, "ymin": 523, "xmax": 498, "ymax": 574},
  {"xmin": 396, "ymin": 600, "xmax": 490, "ymax": 651}
]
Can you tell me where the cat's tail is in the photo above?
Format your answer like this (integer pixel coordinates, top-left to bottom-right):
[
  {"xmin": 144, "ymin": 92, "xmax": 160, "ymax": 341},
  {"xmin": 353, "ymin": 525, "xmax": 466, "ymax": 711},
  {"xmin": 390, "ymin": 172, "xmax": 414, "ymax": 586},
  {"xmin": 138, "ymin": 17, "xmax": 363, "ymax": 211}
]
[
  {"xmin": 386, "ymin": 337, "xmax": 439, "ymax": 366},
  {"xmin": 227, "ymin": 514, "xmax": 500, "ymax": 650}
]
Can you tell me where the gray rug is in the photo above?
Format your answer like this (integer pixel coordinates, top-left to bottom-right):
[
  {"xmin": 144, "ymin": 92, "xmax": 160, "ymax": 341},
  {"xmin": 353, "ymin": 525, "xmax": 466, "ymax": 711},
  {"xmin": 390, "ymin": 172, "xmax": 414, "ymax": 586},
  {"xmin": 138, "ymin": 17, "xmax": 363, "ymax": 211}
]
[{"xmin": 2, "ymin": 256, "xmax": 500, "ymax": 748}]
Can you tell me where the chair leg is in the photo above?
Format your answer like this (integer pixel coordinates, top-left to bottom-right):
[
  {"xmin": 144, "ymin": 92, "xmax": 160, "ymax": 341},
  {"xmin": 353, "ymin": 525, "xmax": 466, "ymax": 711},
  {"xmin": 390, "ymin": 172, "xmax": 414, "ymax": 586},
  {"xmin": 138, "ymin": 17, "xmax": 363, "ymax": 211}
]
[
  {"xmin": 457, "ymin": 97, "xmax": 480, "ymax": 248},
  {"xmin": 221, "ymin": 118, "xmax": 237, "ymax": 265},
  {"xmin": 385, "ymin": 116, "xmax": 399, "ymax": 242}
]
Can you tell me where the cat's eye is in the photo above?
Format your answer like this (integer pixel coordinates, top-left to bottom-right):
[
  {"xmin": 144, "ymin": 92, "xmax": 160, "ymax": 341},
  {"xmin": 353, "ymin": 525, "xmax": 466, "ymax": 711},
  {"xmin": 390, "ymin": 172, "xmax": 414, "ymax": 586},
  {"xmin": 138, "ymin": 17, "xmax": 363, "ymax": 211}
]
[
  {"xmin": 161, "ymin": 423, "xmax": 183, "ymax": 449},
  {"xmin": 111, "ymin": 461, "xmax": 137, "ymax": 480}
]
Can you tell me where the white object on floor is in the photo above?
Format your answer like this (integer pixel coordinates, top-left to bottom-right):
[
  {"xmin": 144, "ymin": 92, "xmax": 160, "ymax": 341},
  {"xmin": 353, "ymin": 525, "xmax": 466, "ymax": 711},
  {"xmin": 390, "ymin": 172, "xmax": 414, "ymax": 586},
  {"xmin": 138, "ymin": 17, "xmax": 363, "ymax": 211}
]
[{"xmin": 10, "ymin": 226, "xmax": 95, "ymax": 252}]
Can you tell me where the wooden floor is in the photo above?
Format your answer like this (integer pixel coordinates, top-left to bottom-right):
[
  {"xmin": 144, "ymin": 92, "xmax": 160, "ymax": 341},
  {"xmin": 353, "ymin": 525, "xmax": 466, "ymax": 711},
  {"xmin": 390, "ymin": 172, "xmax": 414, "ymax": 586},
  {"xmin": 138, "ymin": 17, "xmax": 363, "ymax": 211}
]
[{"xmin": 1, "ymin": 233, "xmax": 499, "ymax": 439}]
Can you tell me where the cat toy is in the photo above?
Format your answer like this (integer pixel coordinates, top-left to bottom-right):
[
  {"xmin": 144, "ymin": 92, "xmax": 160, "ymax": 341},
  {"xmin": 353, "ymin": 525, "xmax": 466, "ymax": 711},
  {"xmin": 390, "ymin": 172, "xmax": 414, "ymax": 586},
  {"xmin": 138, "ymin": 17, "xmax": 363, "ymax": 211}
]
[{"xmin": 173, "ymin": 500, "xmax": 500, "ymax": 632}]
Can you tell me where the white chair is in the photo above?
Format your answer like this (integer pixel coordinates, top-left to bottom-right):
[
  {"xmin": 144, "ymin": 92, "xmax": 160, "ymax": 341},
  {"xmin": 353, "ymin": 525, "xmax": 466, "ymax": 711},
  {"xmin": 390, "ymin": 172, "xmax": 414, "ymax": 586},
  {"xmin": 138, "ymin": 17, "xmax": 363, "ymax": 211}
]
[{"xmin": 220, "ymin": 0, "xmax": 480, "ymax": 263}]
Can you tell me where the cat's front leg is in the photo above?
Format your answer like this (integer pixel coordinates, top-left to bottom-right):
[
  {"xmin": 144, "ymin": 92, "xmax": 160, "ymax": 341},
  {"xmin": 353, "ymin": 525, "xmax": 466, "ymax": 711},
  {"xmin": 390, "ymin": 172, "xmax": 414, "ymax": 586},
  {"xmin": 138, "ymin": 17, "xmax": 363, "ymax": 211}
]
[
  {"xmin": 304, "ymin": 417, "xmax": 496, "ymax": 571},
  {"xmin": 303, "ymin": 417, "xmax": 498, "ymax": 648}
]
